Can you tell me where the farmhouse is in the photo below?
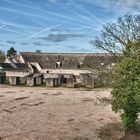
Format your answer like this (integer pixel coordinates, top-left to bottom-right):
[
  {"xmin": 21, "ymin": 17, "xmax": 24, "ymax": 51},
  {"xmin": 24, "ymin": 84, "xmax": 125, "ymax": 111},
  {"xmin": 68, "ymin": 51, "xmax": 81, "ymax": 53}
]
[{"xmin": 0, "ymin": 52, "xmax": 117, "ymax": 87}]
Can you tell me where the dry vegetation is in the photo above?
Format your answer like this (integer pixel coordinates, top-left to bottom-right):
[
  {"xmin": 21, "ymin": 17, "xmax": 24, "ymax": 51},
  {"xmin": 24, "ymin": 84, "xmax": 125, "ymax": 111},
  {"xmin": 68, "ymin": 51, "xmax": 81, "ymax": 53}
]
[{"xmin": 0, "ymin": 85, "xmax": 139, "ymax": 140}]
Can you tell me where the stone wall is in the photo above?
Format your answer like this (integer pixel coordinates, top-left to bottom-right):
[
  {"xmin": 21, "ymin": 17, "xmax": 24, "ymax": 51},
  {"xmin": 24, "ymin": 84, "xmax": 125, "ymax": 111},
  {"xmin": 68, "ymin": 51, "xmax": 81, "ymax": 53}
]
[
  {"xmin": 27, "ymin": 77, "xmax": 35, "ymax": 86},
  {"xmin": 9, "ymin": 77, "xmax": 20, "ymax": 85},
  {"xmin": 20, "ymin": 77, "xmax": 27, "ymax": 85},
  {"xmin": 36, "ymin": 77, "xmax": 43, "ymax": 85},
  {"xmin": 46, "ymin": 78, "xmax": 58, "ymax": 87}
]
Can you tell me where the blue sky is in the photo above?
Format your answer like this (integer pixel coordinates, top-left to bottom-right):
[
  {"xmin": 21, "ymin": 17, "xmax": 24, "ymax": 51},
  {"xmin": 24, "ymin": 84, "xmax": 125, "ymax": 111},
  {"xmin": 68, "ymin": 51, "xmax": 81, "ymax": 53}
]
[{"xmin": 0, "ymin": 0, "xmax": 139, "ymax": 53}]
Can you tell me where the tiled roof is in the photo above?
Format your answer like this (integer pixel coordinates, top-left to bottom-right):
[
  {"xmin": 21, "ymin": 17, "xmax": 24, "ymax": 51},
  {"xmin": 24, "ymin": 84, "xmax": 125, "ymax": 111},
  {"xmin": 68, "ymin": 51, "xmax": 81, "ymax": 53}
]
[
  {"xmin": 20, "ymin": 52, "xmax": 118, "ymax": 69},
  {"xmin": 0, "ymin": 63, "xmax": 15, "ymax": 71},
  {"xmin": 0, "ymin": 63, "xmax": 29, "ymax": 72}
]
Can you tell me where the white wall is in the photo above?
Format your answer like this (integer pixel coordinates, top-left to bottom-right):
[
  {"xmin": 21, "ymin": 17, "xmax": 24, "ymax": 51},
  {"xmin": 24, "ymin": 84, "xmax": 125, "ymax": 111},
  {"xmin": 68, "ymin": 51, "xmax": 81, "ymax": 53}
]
[
  {"xmin": 6, "ymin": 71, "xmax": 31, "ymax": 77},
  {"xmin": 41, "ymin": 69, "xmax": 91, "ymax": 76}
]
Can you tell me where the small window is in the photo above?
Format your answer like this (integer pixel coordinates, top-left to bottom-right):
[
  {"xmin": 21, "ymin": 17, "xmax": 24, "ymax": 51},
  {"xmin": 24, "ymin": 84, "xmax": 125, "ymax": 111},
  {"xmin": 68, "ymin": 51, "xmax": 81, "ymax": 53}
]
[
  {"xmin": 47, "ymin": 70, "xmax": 49, "ymax": 73},
  {"xmin": 56, "ymin": 62, "xmax": 62, "ymax": 68}
]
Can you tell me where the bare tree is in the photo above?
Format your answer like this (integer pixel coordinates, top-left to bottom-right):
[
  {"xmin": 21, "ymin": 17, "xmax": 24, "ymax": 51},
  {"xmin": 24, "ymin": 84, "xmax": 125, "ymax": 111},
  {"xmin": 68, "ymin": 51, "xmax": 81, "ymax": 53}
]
[{"xmin": 90, "ymin": 15, "xmax": 140, "ymax": 59}]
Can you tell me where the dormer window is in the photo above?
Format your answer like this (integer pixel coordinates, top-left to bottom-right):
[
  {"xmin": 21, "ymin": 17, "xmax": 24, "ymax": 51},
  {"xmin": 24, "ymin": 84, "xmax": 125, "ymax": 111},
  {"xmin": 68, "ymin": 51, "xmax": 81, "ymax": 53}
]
[
  {"xmin": 55, "ymin": 62, "xmax": 62, "ymax": 68},
  {"xmin": 77, "ymin": 62, "xmax": 83, "ymax": 69}
]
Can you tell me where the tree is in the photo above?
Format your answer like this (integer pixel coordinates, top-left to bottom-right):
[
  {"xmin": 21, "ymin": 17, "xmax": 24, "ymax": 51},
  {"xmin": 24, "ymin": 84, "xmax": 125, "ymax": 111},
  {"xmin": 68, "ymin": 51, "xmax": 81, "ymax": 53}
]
[
  {"xmin": 90, "ymin": 15, "xmax": 140, "ymax": 59},
  {"xmin": 112, "ymin": 57, "xmax": 140, "ymax": 130},
  {"xmin": 91, "ymin": 15, "xmax": 140, "ymax": 131},
  {"xmin": 0, "ymin": 50, "xmax": 5, "ymax": 62},
  {"xmin": 7, "ymin": 47, "xmax": 17, "ymax": 57}
]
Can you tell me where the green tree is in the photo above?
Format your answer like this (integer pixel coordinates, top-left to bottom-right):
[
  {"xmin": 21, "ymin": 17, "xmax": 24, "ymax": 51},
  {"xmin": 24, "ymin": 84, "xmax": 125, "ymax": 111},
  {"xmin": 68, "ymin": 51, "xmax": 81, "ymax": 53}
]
[
  {"xmin": 0, "ymin": 50, "xmax": 5, "ymax": 62},
  {"xmin": 112, "ymin": 57, "xmax": 140, "ymax": 130},
  {"xmin": 7, "ymin": 47, "xmax": 17, "ymax": 57},
  {"xmin": 91, "ymin": 15, "xmax": 140, "ymax": 131}
]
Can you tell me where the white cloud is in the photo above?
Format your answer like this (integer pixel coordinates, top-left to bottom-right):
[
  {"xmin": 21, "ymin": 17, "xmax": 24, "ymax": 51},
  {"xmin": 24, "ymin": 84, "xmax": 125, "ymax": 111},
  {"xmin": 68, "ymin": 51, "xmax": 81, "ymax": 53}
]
[
  {"xmin": 96, "ymin": 0, "xmax": 140, "ymax": 12},
  {"xmin": 116, "ymin": 0, "xmax": 140, "ymax": 9},
  {"xmin": 28, "ymin": 24, "xmax": 61, "ymax": 39}
]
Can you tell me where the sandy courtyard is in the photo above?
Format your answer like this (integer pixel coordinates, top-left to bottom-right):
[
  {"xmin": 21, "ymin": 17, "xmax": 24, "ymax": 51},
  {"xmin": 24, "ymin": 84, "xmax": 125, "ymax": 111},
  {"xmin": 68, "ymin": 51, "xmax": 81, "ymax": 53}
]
[{"xmin": 0, "ymin": 86, "xmax": 120, "ymax": 140}]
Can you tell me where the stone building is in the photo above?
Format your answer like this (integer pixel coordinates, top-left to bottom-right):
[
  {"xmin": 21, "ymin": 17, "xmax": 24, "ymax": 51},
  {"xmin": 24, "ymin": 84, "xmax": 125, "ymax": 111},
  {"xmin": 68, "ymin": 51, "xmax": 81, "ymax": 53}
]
[
  {"xmin": 0, "ymin": 63, "xmax": 32, "ymax": 85},
  {"xmin": 26, "ymin": 74, "xmax": 43, "ymax": 86},
  {"xmin": 44, "ymin": 73, "xmax": 60, "ymax": 87},
  {"xmin": 0, "ymin": 52, "xmax": 118, "ymax": 87},
  {"xmin": 9, "ymin": 77, "xmax": 20, "ymax": 85}
]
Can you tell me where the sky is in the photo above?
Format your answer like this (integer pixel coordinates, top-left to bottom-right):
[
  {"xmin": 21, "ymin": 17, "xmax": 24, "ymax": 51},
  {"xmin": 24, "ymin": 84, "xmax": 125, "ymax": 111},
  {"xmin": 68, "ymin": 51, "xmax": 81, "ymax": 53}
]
[{"xmin": 0, "ymin": 0, "xmax": 140, "ymax": 53}]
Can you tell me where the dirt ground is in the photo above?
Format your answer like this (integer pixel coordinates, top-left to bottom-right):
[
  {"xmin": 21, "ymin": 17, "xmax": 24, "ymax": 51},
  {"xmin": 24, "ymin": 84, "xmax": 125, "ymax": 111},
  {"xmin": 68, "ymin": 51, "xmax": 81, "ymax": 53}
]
[{"xmin": 0, "ymin": 85, "xmax": 121, "ymax": 140}]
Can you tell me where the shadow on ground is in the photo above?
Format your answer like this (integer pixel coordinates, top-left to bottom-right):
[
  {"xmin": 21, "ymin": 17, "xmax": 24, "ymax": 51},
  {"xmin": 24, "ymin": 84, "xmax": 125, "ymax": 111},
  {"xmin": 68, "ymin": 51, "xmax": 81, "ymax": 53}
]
[{"xmin": 99, "ymin": 123, "xmax": 140, "ymax": 140}]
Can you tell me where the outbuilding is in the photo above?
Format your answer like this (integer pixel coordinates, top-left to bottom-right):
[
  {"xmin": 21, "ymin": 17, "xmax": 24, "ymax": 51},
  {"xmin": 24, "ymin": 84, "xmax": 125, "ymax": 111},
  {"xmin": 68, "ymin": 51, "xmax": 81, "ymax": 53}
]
[
  {"xmin": 44, "ymin": 73, "xmax": 61, "ymax": 87},
  {"xmin": 26, "ymin": 73, "xmax": 43, "ymax": 86},
  {"xmin": 9, "ymin": 76, "xmax": 20, "ymax": 85}
]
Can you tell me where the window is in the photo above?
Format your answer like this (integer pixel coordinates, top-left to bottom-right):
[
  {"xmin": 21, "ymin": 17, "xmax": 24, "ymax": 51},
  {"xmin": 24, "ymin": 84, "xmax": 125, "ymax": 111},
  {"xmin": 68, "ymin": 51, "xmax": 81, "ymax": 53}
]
[
  {"xmin": 55, "ymin": 62, "xmax": 62, "ymax": 68},
  {"xmin": 101, "ymin": 63, "xmax": 104, "ymax": 66},
  {"xmin": 77, "ymin": 62, "xmax": 83, "ymax": 69}
]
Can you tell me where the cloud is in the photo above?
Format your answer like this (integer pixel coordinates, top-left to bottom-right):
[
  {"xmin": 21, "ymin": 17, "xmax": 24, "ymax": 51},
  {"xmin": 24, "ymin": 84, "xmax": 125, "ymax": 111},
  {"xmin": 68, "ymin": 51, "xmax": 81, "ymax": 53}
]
[
  {"xmin": 33, "ymin": 42, "xmax": 49, "ymax": 46},
  {"xmin": 0, "ymin": 16, "xmax": 18, "ymax": 31},
  {"xmin": 96, "ymin": 0, "xmax": 140, "ymax": 12},
  {"xmin": 116, "ymin": 0, "xmax": 140, "ymax": 9},
  {"xmin": 4, "ymin": 0, "xmax": 95, "ymax": 27},
  {"xmin": 39, "ymin": 33, "xmax": 85, "ymax": 42},
  {"xmin": 20, "ymin": 42, "xmax": 29, "ymax": 45},
  {"xmin": 28, "ymin": 24, "xmax": 61, "ymax": 39},
  {"xmin": 6, "ymin": 40, "xmax": 16, "ymax": 44},
  {"xmin": 0, "ymin": 7, "xmax": 52, "ymax": 21}
]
